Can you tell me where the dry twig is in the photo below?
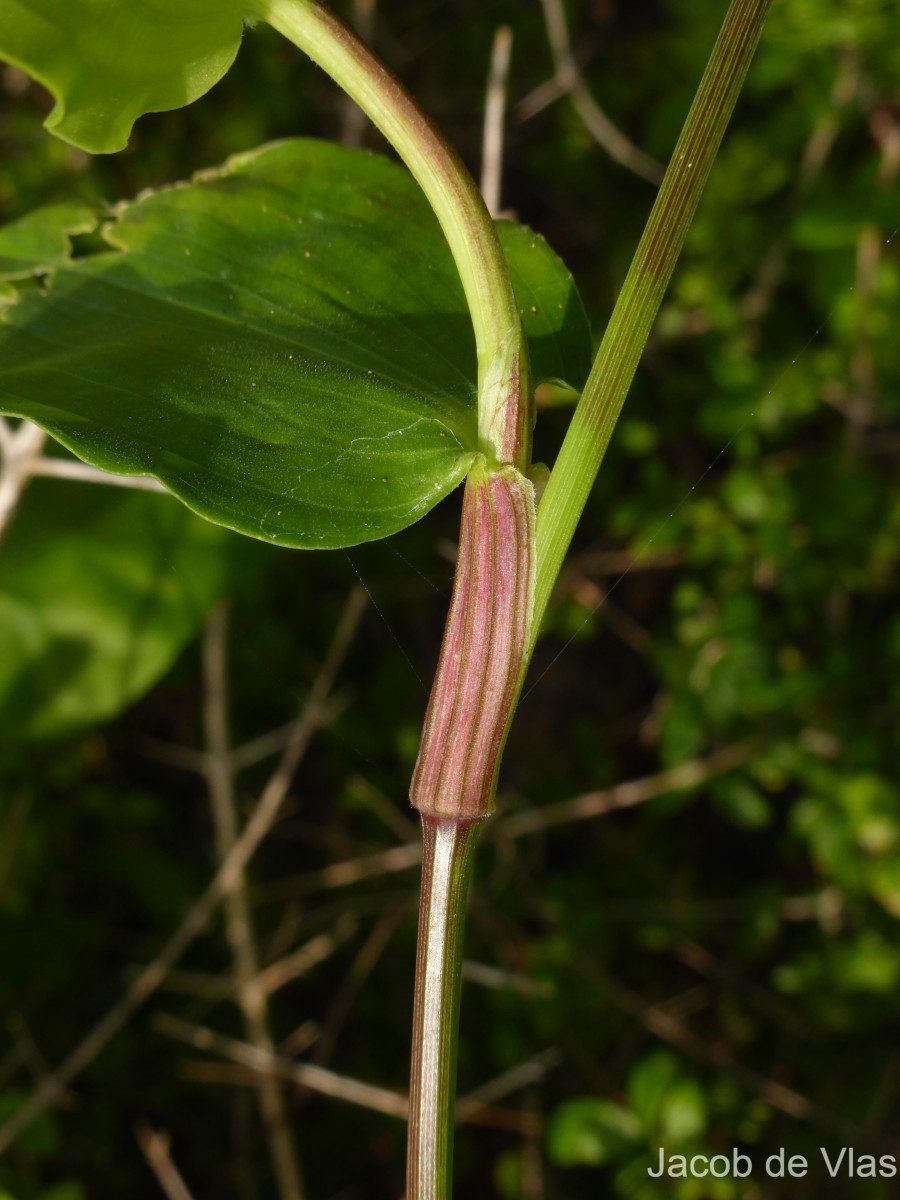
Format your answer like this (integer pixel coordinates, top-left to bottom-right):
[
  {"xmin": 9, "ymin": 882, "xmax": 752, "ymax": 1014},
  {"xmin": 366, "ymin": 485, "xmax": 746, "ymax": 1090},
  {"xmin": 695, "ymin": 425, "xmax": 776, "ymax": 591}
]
[
  {"xmin": 517, "ymin": 0, "xmax": 664, "ymax": 185},
  {"xmin": 481, "ymin": 26, "xmax": 514, "ymax": 218},
  {"xmin": 0, "ymin": 419, "xmax": 45, "ymax": 541},
  {"xmin": 202, "ymin": 606, "xmax": 305, "ymax": 1200},
  {"xmin": 158, "ymin": 1015, "xmax": 549, "ymax": 1136},
  {"xmin": 0, "ymin": 587, "xmax": 367, "ymax": 1156},
  {"xmin": 499, "ymin": 742, "xmax": 757, "ymax": 838},
  {"xmin": 135, "ymin": 1120, "xmax": 197, "ymax": 1200},
  {"xmin": 158, "ymin": 1013, "xmax": 410, "ymax": 1120}
]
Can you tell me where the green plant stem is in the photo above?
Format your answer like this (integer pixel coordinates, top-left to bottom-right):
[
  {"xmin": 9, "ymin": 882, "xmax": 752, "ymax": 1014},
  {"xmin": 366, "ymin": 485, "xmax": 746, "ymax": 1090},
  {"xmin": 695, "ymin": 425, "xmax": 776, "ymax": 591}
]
[
  {"xmin": 258, "ymin": 0, "xmax": 530, "ymax": 468},
  {"xmin": 407, "ymin": 814, "xmax": 482, "ymax": 1200},
  {"xmin": 531, "ymin": 0, "xmax": 773, "ymax": 647}
]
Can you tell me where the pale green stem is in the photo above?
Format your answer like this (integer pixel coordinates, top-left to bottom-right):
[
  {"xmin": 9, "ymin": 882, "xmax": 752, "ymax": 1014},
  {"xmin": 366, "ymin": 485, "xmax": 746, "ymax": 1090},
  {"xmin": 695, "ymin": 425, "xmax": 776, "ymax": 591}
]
[
  {"xmin": 407, "ymin": 815, "xmax": 482, "ymax": 1200},
  {"xmin": 530, "ymin": 0, "xmax": 773, "ymax": 649},
  {"xmin": 256, "ymin": 0, "xmax": 531, "ymax": 468}
]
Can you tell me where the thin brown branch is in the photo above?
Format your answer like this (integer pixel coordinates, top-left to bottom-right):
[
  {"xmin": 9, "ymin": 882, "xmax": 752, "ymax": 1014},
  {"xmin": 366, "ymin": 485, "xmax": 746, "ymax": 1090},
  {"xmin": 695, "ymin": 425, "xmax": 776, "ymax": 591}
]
[
  {"xmin": 518, "ymin": 0, "xmax": 664, "ymax": 184},
  {"xmin": 598, "ymin": 970, "xmax": 900, "ymax": 1155},
  {"xmin": 202, "ymin": 605, "xmax": 304, "ymax": 1200},
  {"xmin": 461, "ymin": 960, "xmax": 553, "ymax": 999},
  {"xmin": 135, "ymin": 1120, "xmax": 197, "ymax": 1200},
  {"xmin": 311, "ymin": 903, "xmax": 408, "ymax": 1068},
  {"xmin": 157, "ymin": 1015, "xmax": 543, "ymax": 1136},
  {"xmin": 139, "ymin": 696, "xmax": 346, "ymax": 778},
  {"xmin": 0, "ymin": 587, "xmax": 367, "ymax": 1157},
  {"xmin": 257, "ymin": 841, "xmax": 423, "ymax": 901},
  {"xmin": 230, "ymin": 709, "xmax": 344, "ymax": 771},
  {"xmin": 158, "ymin": 1013, "xmax": 410, "ymax": 1120},
  {"xmin": 568, "ymin": 576, "xmax": 653, "ymax": 656},
  {"xmin": 346, "ymin": 773, "xmax": 419, "ymax": 842},
  {"xmin": 4, "ymin": 1015, "xmax": 72, "ymax": 1107},
  {"xmin": 480, "ymin": 26, "xmax": 514, "ymax": 218},
  {"xmin": 255, "ymin": 915, "xmax": 358, "ymax": 997},
  {"xmin": 456, "ymin": 1049, "xmax": 561, "ymax": 1123},
  {"xmin": 260, "ymin": 745, "xmax": 759, "ymax": 903},
  {"xmin": 741, "ymin": 52, "xmax": 860, "ymax": 321},
  {"xmin": 499, "ymin": 742, "xmax": 757, "ymax": 838}
]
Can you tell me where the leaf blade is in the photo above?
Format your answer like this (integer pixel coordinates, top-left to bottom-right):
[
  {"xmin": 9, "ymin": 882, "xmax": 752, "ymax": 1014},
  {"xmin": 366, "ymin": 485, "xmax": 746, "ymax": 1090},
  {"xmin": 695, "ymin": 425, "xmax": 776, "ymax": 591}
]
[{"xmin": 0, "ymin": 141, "xmax": 590, "ymax": 548}]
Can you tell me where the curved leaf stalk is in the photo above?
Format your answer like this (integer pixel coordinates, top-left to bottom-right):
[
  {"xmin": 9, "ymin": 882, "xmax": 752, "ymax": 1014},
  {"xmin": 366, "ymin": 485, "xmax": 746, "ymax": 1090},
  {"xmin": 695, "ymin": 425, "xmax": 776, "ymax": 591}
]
[
  {"xmin": 407, "ymin": 814, "xmax": 482, "ymax": 1200},
  {"xmin": 531, "ymin": 0, "xmax": 774, "ymax": 646},
  {"xmin": 257, "ymin": 0, "xmax": 531, "ymax": 468}
]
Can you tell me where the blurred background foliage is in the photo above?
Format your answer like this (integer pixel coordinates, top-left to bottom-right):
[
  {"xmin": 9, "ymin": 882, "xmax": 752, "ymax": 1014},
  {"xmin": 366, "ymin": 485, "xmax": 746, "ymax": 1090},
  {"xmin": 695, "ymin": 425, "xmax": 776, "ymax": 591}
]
[{"xmin": 1, "ymin": 0, "xmax": 898, "ymax": 1197}]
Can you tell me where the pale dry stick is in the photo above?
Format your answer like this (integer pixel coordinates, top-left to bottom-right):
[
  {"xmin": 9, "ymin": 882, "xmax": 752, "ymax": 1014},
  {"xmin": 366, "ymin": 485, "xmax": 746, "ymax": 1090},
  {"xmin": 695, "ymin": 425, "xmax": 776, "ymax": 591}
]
[
  {"xmin": 562, "ymin": 543, "xmax": 683, "ymax": 580},
  {"xmin": 202, "ymin": 606, "xmax": 305, "ymax": 1200},
  {"xmin": 28, "ymin": 458, "xmax": 168, "ymax": 491},
  {"xmin": 741, "ymin": 52, "xmax": 861, "ymax": 322},
  {"xmin": 230, "ymin": 711, "xmax": 345, "ymax": 771},
  {"xmin": 674, "ymin": 939, "xmax": 816, "ymax": 1041},
  {"xmin": 499, "ymin": 741, "xmax": 757, "ymax": 838},
  {"xmin": 0, "ymin": 415, "xmax": 14, "ymax": 457},
  {"xmin": 0, "ymin": 587, "xmax": 367, "ymax": 1157},
  {"xmin": 259, "ymin": 840, "xmax": 424, "ymax": 901},
  {"xmin": 568, "ymin": 575, "xmax": 653, "ymax": 656},
  {"xmin": 310, "ymin": 902, "xmax": 408, "ymax": 1069},
  {"xmin": 346, "ymin": 772, "xmax": 419, "ymax": 842},
  {"xmin": 0, "ymin": 417, "xmax": 168, "ymax": 543},
  {"xmin": 0, "ymin": 418, "xmax": 45, "ymax": 540},
  {"xmin": 279, "ymin": 1020, "xmax": 320, "ymax": 1060},
  {"xmin": 455, "ymin": 1048, "xmax": 561, "ymax": 1123},
  {"xmin": 846, "ymin": 115, "xmax": 900, "ymax": 442},
  {"xmin": 255, "ymin": 914, "xmax": 358, "ymax": 997},
  {"xmin": 158, "ymin": 1013, "xmax": 410, "ymax": 1119},
  {"xmin": 135, "ymin": 1120, "xmax": 197, "ymax": 1200},
  {"xmin": 181, "ymin": 1061, "xmax": 295, "ymax": 1088},
  {"xmin": 4, "ymin": 1015, "xmax": 72, "ymax": 1108},
  {"xmin": 152, "ymin": 968, "xmax": 235, "ymax": 1002},
  {"xmin": 480, "ymin": 26, "xmax": 513, "ymax": 219},
  {"xmin": 522, "ymin": 1089, "xmax": 544, "ymax": 1200},
  {"xmin": 518, "ymin": 0, "xmax": 664, "ymax": 185},
  {"xmin": 265, "ymin": 901, "xmax": 306, "ymax": 966},
  {"xmin": 140, "ymin": 696, "xmax": 346, "ymax": 777},
  {"xmin": 461, "ymin": 960, "xmax": 553, "ymax": 999},
  {"xmin": 158, "ymin": 1015, "xmax": 545, "ymax": 1135},
  {"xmin": 598, "ymin": 969, "xmax": 900, "ymax": 1155},
  {"xmin": 339, "ymin": 0, "xmax": 377, "ymax": 147}
]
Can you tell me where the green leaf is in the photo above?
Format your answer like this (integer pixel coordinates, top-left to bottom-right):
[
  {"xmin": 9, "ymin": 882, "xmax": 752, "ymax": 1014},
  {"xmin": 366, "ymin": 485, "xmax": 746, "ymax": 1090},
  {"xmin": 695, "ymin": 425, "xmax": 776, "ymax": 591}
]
[
  {"xmin": 496, "ymin": 221, "xmax": 592, "ymax": 393},
  {"xmin": 0, "ymin": 139, "xmax": 590, "ymax": 548},
  {"xmin": 0, "ymin": 0, "xmax": 245, "ymax": 153},
  {"xmin": 628, "ymin": 1051, "xmax": 682, "ymax": 1131},
  {"xmin": 0, "ymin": 201, "xmax": 98, "ymax": 280},
  {"xmin": 0, "ymin": 479, "xmax": 235, "ymax": 741},
  {"xmin": 658, "ymin": 1079, "xmax": 708, "ymax": 1143},
  {"xmin": 547, "ymin": 1098, "xmax": 641, "ymax": 1167}
]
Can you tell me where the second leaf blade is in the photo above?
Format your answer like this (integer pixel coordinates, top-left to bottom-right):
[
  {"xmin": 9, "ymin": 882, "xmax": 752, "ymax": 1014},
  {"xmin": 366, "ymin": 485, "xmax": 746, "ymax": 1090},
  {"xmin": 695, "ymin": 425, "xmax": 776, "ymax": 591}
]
[{"xmin": 0, "ymin": 139, "xmax": 590, "ymax": 548}]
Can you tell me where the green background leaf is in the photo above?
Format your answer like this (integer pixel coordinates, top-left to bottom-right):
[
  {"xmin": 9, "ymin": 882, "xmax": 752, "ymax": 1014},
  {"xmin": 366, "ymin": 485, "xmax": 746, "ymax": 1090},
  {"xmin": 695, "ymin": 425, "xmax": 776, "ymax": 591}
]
[
  {"xmin": 0, "ymin": 0, "xmax": 245, "ymax": 153},
  {"xmin": 547, "ymin": 1098, "xmax": 641, "ymax": 1167},
  {"xmin": 0, "ymin": 479, "xmax": 235, "ymax": 741},
  {"xmin": 0, "ymin": 202, "xmax": 97, "ymax": 280},
  {"xmin": 0, "ymin": 139, "xmax": 590, "ymax": 548}
]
